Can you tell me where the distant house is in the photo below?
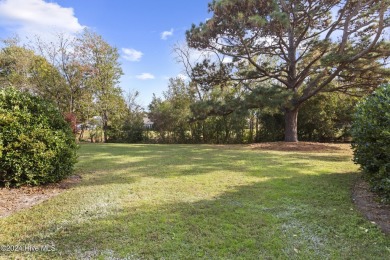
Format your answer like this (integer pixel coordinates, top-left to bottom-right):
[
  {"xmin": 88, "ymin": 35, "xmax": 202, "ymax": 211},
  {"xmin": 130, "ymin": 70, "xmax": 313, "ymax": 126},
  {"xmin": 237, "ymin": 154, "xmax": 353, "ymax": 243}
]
[
  {"xmin": 76, "ymin": 116, "xmax": 102, "ymax": 131},
  {"xmin": 143, "ymin": 117, "xmax": 154, "ymax": 129}
]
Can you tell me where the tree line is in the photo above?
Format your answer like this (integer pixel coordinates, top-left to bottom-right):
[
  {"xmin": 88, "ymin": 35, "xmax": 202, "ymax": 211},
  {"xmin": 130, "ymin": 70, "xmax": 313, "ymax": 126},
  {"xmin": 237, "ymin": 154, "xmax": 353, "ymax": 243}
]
[
  {"xmin": 148, "ymin": 76, "xmax": 358, "ymax": 144},
  {"xmin": 1, "ymin": 0, "xmax": 389, "ymax": 144},
  {"xmin": 0, "ymin": 30, "xmax": 139, "ymax": 143}
]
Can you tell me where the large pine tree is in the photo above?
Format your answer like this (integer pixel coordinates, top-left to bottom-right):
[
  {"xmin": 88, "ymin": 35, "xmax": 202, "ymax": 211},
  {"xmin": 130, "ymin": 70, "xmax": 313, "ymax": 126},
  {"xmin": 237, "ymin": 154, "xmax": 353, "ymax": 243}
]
[{"xmin": 186, "ymin": 0, "xmax": 390, "ymax": 142}]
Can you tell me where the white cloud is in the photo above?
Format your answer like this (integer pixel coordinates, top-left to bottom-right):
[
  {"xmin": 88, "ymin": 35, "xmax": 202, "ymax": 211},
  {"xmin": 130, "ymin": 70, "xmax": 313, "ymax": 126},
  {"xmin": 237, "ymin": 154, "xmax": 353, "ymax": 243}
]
[
  {"xmin": 136, "ymin": 73, "xmax": 155, "ymax": 80},
  {"xmin": 161, "ymin": 28, "xmax": 174, "ymax": 40},
  {"xmin": 0, "ymin": 0, "xmax": 85, "ymax": 37},
  {"xmin": 162, "ymin": 74, "xmax": 189, "ymax": 81},
  {"xmin": 122, "ymin": 48, "xmax": 143, "ymax": 62},
  {"xmin": 177, "ymin": 74, "xmax": 189, "ymax": 81}
]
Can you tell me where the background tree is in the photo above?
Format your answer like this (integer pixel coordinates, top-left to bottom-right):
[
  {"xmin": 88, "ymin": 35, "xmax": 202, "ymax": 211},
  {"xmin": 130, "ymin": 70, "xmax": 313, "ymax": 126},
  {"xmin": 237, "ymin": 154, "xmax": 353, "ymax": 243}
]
[
  {"xmin": 1, "ymin": 31, "xmax": 127, "ymax": 143},
  {"xmin": 108, "ymin": 90, "xmax": 145, "ymax": 143},
  {"xmin": 188, "ymin": 76, "xmax": 251, "ymax": 143},
  {"xmin": 30, "ymin": 55, "xmax": 68, "ymax": 111},
  {"xmin": 148, "ymin": 78, "xmax": 193, "ymax": 143},
  {"xmin": 0, "ymin": 39, "xmax": 65, "ymax": 98},
  {"xmin": 122, "ymin": 90, "xmax": 145, "ymax": 143},
  {"xmin": 148, "ymin": 95, "xmax": 174, "ymax": 142},
  {"xmin": 0, "ymin": 43, "xmax": 37, "ymax": 91},
  {"xmin": 186, "ymin": 0, "xmax": 390, "ymax": 142},
  {"xmin": 148, "ymin": 76, "xmax": 253, "ymax": 144},
  {"xmin": 78, "ymin": 30, "xmax": 124, "ymax": 142},
  {"xmin": 31, "ymin": 34, "xmax": 94, "ymax": 126}
]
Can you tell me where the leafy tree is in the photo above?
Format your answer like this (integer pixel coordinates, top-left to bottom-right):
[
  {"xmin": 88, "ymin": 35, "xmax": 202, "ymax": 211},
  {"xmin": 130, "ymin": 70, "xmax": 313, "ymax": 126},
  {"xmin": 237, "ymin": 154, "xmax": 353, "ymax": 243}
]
[
  {"xmin": 123, "ymin": 91, "xmax": 146, "ymax": 143},
  {"xmin": 0, "ymin": 40, "xmax": 66, "ymax": 102},
  {"xmin": 27, "ymin": 33, "xmax": 97, "ymax": 133},
  {"xmin": 1, "ymin": 36, "xmax": 93, "ymax": 119},
  {"xmin": 109, "ymin": 90, "xmax": 145, "ymax": 143},
  {"xmin": 163, "ymin": 78, "xmax": 193, "ymax": 142},
  {"xmin": 78, "ymin": 30, "xmax": 125, "ymax": 142},
  {"xmin": 149, "ymin": 78, "xmax": 193, "ymax": 143},
  {"xmin": 30, "ymin": 55, "xmax": 68, "ymax": 110},
  {"xmin": 148, "ymin": 76, "xmax": 253, "ymax": 144},
  {"xmin": 148, "ymin": 95, "xmax": 172, "ymax": 142},
  {"xmin": 0, "ymin": 44, "xmax": 36, "ymax": 90},
  {"xmin": 186, "ymin": 0, "xmax": 390, "ymax": 141},
  {"xmin": 189, "ymin": 77, "xmax": 251, "ymax": 143},
  {"xmin": 75, "ymin": 88, "xmax": 96, "ymax": 141}
]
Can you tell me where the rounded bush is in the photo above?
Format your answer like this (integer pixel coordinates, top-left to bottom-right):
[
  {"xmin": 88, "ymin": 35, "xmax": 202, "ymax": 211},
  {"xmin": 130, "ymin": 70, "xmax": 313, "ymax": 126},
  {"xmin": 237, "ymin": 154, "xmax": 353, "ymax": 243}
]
[
  {"xmin": 351, "ymin": 85, "xmax": 390, "ymax": 202},
  {"xmin": 0, "ymin": 88, "xmax": 77, "ymax": 187}
]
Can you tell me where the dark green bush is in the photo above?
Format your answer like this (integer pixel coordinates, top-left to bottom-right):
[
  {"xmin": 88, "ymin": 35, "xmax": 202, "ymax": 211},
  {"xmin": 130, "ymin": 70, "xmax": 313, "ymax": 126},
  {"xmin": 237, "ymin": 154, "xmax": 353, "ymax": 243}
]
[
  {"xmin": 256, "ymin": 111, "xmax": 284, "ymax": 142},
  {"xmin": 351, "ymin": 85, "xmax": 390, "ymax": 202},
  {"xmin": 298, "ymin": 93, "xmax": 357, "ymax": 142},
  {"xmin": 0, "ymin": 88, "xmax": 77, "ymax": 187}
]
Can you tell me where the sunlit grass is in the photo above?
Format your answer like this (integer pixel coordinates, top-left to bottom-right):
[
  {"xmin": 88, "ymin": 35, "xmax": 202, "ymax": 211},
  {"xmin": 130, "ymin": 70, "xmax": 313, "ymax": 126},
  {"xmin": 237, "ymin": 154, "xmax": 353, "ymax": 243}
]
[{"xmin": 1, "ymin": 143, "xmax": 389, "ymax": 259}]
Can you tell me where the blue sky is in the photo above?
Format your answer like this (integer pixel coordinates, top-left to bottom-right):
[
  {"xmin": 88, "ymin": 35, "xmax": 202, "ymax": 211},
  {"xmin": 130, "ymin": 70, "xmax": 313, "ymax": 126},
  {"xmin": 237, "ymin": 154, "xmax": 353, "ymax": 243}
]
[{"xmin": 0, "ymin": 0, "xmax": 211, "ymax": 106}]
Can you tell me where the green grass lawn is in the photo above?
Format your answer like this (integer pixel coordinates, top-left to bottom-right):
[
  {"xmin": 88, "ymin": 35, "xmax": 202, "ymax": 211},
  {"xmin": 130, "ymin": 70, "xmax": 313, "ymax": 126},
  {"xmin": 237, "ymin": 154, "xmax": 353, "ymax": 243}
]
[{"xmin": 1, "ymin": 143, "xmax": 389, "ymax": 259}]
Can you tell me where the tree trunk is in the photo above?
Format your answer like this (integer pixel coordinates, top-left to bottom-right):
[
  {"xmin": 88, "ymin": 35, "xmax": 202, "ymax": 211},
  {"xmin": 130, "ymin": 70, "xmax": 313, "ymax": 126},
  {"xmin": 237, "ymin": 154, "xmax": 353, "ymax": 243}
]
[
  {"xmin": 78, "ymin": 128, "xmax": 84, "ymax": 141},
  {"xmin": 103, "ymin": 122, "xmax": 108, "ymax": 143},
  {"xmin": 284, "ymin": 108, "xmax": 299, "ymax": 142},
  {"xmin": 102, "ymin": 111, "xmax": 108, "ymax": 143},
  {"xmin": 202, "ymin": 123, "xmax": 207, "ymax": 143},
  {"xmin": 248, "ymin": 115, "xmax": 254, "ymax": 143},
  {"xmin": 255, "ymin": 113, "xmax": 259, "ymax": 142}
]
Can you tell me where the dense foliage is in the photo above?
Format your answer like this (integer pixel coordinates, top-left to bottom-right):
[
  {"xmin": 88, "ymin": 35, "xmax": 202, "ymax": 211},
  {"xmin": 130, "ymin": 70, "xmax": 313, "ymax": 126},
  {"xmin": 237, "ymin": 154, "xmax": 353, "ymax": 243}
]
[
  {"xmin": 0, "ymin": 88, "xmax": 77, "ymax": 187},
  {"xmin": 351, "ymin": 85, "xmax": 390, "ymax": 202},
  {"xmin": 146, "ymin": 77, "xmax": 357, "ymax": 144},
  {"xmin": 109, "ymin": 91, "xmax": 145, "ymax": 143}
]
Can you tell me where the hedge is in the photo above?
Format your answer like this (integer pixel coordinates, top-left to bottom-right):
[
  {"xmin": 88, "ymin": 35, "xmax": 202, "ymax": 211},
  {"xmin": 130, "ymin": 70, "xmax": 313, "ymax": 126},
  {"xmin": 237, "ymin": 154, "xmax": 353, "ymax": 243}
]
[{"xmin": 351, "ymin": 85, "xmax": 390, "ymax": 202}]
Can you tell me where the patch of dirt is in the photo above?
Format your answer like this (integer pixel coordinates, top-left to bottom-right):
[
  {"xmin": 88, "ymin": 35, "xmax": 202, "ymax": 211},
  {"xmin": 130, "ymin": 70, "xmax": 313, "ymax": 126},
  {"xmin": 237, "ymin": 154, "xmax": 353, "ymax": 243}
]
[
  {"xmin": 250, "ymin": 142, "xmax": 351, "ymax": 153},
  {"xmin": 0, "ymin": 175, "xmax": 82, "ymax": 218},
  {"xmin": 352, "ymin": 179, "xmax": 390, "ymax": 235}
]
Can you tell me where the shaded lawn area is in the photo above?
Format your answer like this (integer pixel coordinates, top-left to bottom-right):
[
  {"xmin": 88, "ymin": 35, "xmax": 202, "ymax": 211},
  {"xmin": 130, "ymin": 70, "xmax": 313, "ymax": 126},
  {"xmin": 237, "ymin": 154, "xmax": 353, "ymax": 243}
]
[{"xmin": 1, "ymin": 143, "xmax": 389, "ymax": 259}]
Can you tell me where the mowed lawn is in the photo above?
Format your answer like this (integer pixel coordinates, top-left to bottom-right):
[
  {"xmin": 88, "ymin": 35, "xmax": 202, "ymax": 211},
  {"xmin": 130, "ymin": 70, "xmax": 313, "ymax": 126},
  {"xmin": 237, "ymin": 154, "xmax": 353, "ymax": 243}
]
[{"xmin": 1, "ymin": 143, "xmax": 389, "ymax": 259}]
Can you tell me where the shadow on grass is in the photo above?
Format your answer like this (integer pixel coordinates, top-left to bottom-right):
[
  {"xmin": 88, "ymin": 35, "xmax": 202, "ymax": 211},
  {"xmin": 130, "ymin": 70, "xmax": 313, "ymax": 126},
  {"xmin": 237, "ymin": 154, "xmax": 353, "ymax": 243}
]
[
  {"xmin": 74, "ymin": 144, "xmax": 352, "ymax": 188},
  {"xmin": 16, "ymin": 170, "xmax": 390, "ymax": 259},
  {"xmin": 285, "ymin": 154, "xmax": 353, "ymax": 162}
]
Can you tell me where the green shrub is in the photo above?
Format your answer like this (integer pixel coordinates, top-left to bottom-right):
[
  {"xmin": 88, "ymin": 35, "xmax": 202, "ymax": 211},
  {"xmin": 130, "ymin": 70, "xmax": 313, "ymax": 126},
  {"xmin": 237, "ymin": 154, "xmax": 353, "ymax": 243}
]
[
  {"xmin": 351, "ymin": 85, "xmax": 390, "ymax": 202},
  {"xmin": 256, "ymin": 111, "xmax": 284, "ymax": 142},
  {"xmin": 298, "ymin": 93, "xmax": 357, "ymax": 142},
  {"xmin": 0, "ymin": 88, "xmax": 77, "ymax": 187}
]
